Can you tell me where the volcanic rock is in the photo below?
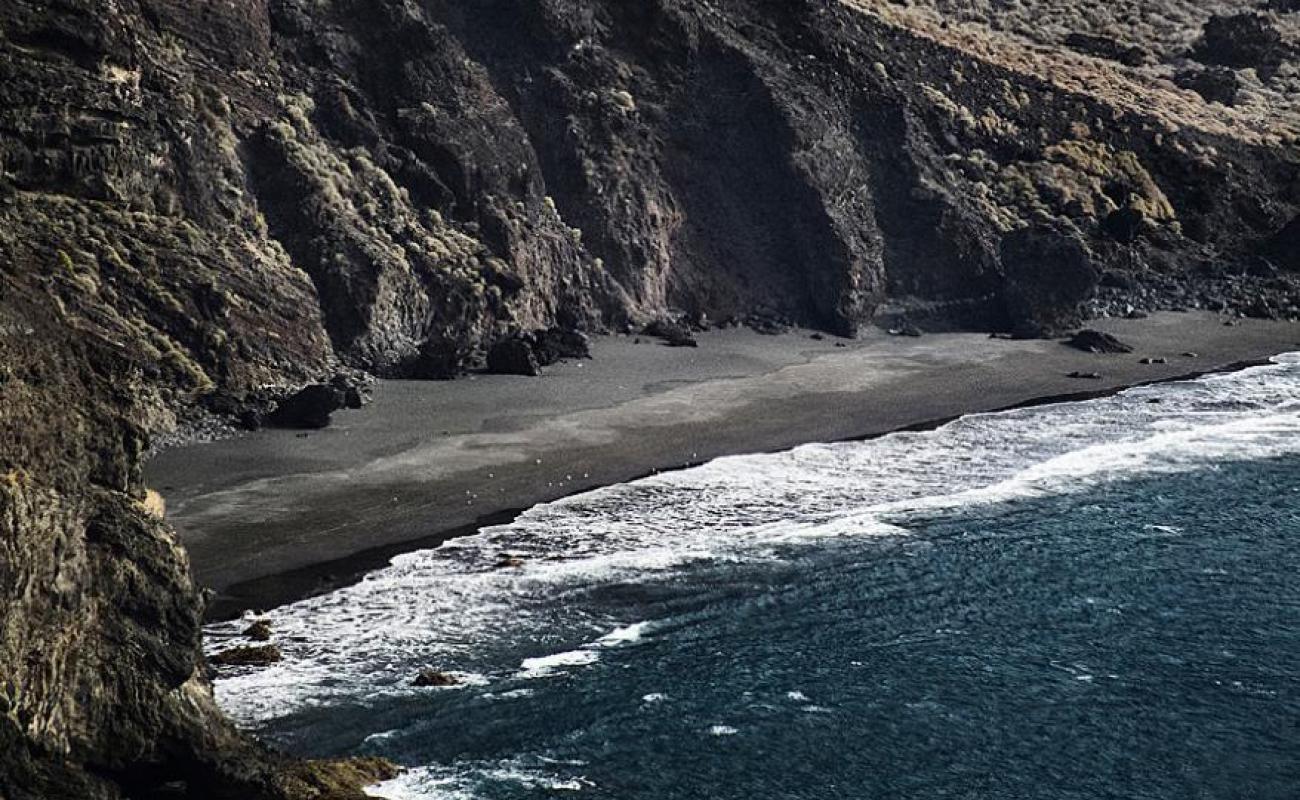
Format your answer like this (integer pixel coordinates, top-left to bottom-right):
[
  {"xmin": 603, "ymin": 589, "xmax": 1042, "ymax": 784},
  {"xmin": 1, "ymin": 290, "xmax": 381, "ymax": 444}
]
[
  {"xmin": 643, "ymin": 319, "xmax": 698, "ymax": 348},
  {"xmin": 1001, "ymin": 226, "xmax": 1098, "ymax": 337},
  {"xmin": 209, "ymin": 645, "xmax": 282, "ymax": 668},
  {"xmin": 242, "ymin": 620, "xmax": 273, "ymax": 642},
  {"xmin": 1175, "ymin": 67, "xmax": 1240, "ymax": 106},
  {"xmin": 1065, "ymin": 330, "xmax": 1135, "ymax": 354},
  {"xmin": 534, "ymin": 328, "xmax": 592, "ymax": 366},
  {"xmin": 266, "ymin": 385, "xmax": 345, "ymax": 429},
  {"xmin": 1193, "ymin": 13, "xmax": 1287, "ymax": 74},
  {"xmin": 413, "ymin": 669, "xmax": 460, "ymax": 688},
  {"xmin": 487, "ymin": 336, "xmax": 542, "ymax": 376}
]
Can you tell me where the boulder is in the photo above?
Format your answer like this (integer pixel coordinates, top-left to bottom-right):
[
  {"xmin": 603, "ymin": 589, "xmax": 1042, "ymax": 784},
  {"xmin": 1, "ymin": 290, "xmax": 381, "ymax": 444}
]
[
  {"xmin": 1174, "ymin": 67, "xmax": 1240, "ymax": 106},
  {"xmin": 413, "ymin": 669, "xmax": 460, "ymax": 687},
  {"xmin": 266, "ymin": 384, "xmax": 344, "ymax": 429},
  {"xmin": 534, "ymin": 327, "xmax": 592, "ymax": 366},
  {"xmin": 487, "ymin": 336, "xmax": 542, "ymax": 376},
  {"xmin": 209, "ymin": 644, "xmax": 282, "ymax": 667},
  {"xmin": 1193, "ymin": 13, "xmax": 1287, "ymax": 74},
  {"xmin": 643, "ymin": 318, "xmax": 698, "ymax": 347},
  {"xmin": 408, "ymin": 339, "xmax": 471, "ymax": 380},
  {"xmin": 1065, "ymin": 329, "xmax": 1132, "ymax": 354},
  {"xmin": 1068, "ymin": 371, "xmax": 1103, "ymax": 380},
  {"xmin": 242, "ymin": 619, "xmax": 273, "ymax": 641},
  {"xmin": 329, "ymin": 372, "xmax": 373, "ymax": 409},
  {"xmin": 1065, "ymin": 329, "xmax": 1134, "ymax": 354},
  {"xmin": 744, "ymin": 311, "xmax": 791, "ymax": 336}
]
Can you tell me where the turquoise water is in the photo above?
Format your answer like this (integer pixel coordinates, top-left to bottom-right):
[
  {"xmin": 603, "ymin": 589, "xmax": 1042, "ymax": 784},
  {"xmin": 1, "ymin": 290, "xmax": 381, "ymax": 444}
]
[{"xmin": 208, "ymin": 356, "xmax": 1300, "ymax": 799}]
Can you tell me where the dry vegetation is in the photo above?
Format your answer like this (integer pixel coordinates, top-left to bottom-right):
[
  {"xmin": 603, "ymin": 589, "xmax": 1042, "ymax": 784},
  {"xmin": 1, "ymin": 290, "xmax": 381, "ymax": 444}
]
[{"xmin": 846, "ymin": 0, "xmax": 1300, "ymax": 143}]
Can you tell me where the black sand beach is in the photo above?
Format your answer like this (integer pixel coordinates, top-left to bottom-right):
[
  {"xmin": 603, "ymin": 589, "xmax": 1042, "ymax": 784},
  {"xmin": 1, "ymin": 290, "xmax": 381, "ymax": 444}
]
[{"xmin": 147, "ymin": 312, "xmax": 1300, "ymax": 618}]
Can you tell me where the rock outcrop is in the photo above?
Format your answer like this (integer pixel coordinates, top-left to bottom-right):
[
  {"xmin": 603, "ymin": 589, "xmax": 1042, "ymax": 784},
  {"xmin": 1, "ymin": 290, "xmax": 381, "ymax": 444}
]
[{"xmin": 2, "ymin": 0, "xmax": 1299, "ymax": 797}]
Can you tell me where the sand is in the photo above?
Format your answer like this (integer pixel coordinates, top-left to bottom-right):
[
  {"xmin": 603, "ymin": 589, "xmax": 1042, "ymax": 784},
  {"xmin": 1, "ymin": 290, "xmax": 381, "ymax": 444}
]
[{"xmin": 145, "ymin": 312, "xmax": 1300, "ymax": 618}]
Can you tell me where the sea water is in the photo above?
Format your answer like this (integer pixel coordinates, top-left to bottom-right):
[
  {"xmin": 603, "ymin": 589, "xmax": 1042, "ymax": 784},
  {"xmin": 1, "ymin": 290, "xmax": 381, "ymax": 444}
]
[{"xmin": 206, "ymin": 354, "xmax": 1300, "ymax": 799}]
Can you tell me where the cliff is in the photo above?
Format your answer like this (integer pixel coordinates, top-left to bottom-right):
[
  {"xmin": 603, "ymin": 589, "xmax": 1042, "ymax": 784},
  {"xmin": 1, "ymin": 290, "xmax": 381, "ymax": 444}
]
[{"xmin": 1, "ymin": 0, "xmax": 1298, "ymax": 797}]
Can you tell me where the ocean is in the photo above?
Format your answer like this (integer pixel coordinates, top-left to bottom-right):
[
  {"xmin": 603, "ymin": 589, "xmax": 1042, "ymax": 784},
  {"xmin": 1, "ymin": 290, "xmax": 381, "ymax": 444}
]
[{"xmin": 206, "ymin": 354, "xmax": 1300, "ymax": 799}]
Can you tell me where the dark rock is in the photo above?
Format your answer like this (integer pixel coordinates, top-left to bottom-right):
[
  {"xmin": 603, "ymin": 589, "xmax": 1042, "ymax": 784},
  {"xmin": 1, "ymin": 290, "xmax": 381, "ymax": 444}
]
[
  {"xmin": 1245, "ymin": 258, "xmax": 1279, "ymax": 279},
  {"xmin": 413, "ymin": 669, "xmax": 460, "ymax": 687},
  {"xmin": 1244, "ymin": 298, "xmax": 1277, "ymax": 319},
  {"xmin": 1193, "ymin": 13, "xmax": 1287, "ymax": 74},
  {"xmin": 744, "ymin": 311, "xmax": 792, "ymax": 336},
  {"xmin": 329, "ymin": 372, "xmax": 373, "ymax": 409},
  {"xmin": 1183, "ymin": 352, "xmax": 1200, "ymax": 358},
  {"xmin": 1099, "ymin": 270, "xmax": 1139, "ymax": 290},
  {"xmin": 809, "ymin": 333, "xmax": 825, "ymax": 341},
  {"xmin": 237, "ymin": 409, "xmax": 264, "ymax": 431},
  {"xmin": 266, "ymin": 384, "xmax": 344, "ymax": 429},
  {"xmin": 1065, "ymin": 329, "xmax": 1135, "ymax": 354},
  {"xmin": 242, "ymin": 620, "xmax": 273, "ymax": 641},
  {"xmin": 643, "ymin": 318, "xmax": 698, "ymax": 348},
  {"xmin": 1262, "ymin": 217, "xmax": 1300, "ymax": 272},
  {"xmin": 409, "ymin": 339, "xmax": 472, "ymax": 381},
  {"xmin": 533, "ymin": 327, "xmax": 592, "ymax": 366},
  {"xmin": 495, "ymin": 555, "xmax": 526, "ymax": 569},
  {"xmin": 209, "ymin": 645, "xmax": 282, "ymax": 667},
  {"xmin": 1139, "ymin": 357, "xmax": 1168, "ymax": 365},
  {"xmin": 1101, "ymin": 207, "xmax": 1145, "ymax": 244},
  {"xmin": 1068, "ymin": 371, "xmax": 1103, "ymax": 380},
  {"xmin": 1001, "ymin": 225, "xmax": 1098, "ymax": 337},
  {"xmin": 487, "ymin": 336, "xmax": 542, "ymax": 376},
  {"xmin": 1064, "ymin": 32, "xmax": 1149, "ymax": 66},
  {"xmin": 1174, "ymin": 67, "xmax": 1240, "ymax": 106}
]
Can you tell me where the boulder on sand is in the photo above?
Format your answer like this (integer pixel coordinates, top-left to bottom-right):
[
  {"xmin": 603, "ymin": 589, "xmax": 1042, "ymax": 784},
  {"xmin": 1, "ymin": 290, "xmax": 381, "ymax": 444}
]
[
  {"xmin": 534, "ymin": 327, "xmax": 592, "ymax": 365},
  {"xmin": 643, "ymin": 318, "xmax": 698, "ymax": 347},
  {"xmin": 487, "ymin": 336, "xmax": 542, "ymax": 376},
  {"xmin": 266, "ymin": 384, "xmax": 344, "ymax": 429},
  {"xmin": 1065, "ymin": 329, "xmax": 1134, "ymax": 354}
]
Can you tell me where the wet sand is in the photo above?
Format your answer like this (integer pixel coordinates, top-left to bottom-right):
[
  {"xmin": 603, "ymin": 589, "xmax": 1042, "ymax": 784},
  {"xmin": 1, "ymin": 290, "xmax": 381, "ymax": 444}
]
[{"xmin": 145, "ymin": 312, "xmax": 1300, "ymax": 618}]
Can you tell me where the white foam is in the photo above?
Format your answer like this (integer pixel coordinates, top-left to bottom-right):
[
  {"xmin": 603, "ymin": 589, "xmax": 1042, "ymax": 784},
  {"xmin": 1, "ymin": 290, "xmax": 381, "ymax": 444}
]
[
  {"xmin": 209, "ymin": 353, "xmax": 1300, "ymax": 732},
  {"xmin": 518, "ymin": 649, "xmax": 600, "ymax": 679},
  {"xmin": 707, "ymin": 725, "xmax": 739, "ymax": 737},
  {"xmin": 593, "ymin": 621, "xmax": 654, "ymax": 647},
  {"xmin": 370, "ymin": 761, "xmax": 594, "ymax": 799}
]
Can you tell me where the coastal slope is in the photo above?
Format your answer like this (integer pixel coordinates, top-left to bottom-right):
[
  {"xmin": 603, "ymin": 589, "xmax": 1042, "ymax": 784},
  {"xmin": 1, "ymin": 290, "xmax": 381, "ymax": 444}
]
[{"xmin": 2, "ymin": 0, "xmax": 1299, "ymax": 797}]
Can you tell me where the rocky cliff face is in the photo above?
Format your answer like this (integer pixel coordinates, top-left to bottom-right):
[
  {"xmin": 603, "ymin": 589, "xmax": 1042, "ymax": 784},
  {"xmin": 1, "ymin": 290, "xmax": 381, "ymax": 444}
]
[{"xmin": 2, "ymin": 0, "xmax": 1298, "ymax": 797}]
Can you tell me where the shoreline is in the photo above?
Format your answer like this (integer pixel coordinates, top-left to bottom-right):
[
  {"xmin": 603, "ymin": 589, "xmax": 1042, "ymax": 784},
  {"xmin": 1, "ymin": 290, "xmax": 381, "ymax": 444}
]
[
  {"xmin": 145, "ymin": 312, "xmax": 1300, "ymax": 621},
  {"xmin": 202, "ymin": 356, "xmax": 1275, "ymax": 620}
]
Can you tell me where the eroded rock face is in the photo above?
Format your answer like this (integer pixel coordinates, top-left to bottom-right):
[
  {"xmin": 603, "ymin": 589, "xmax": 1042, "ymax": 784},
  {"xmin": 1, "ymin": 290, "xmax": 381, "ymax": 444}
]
[{"xmin": 2, "ymin": 0, "xmax": 1300, "ymax": 797}]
